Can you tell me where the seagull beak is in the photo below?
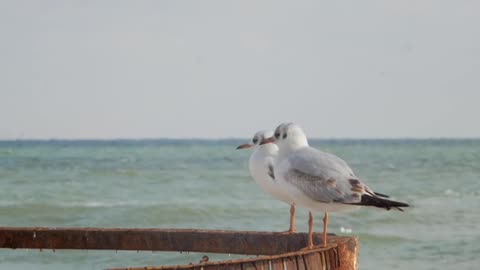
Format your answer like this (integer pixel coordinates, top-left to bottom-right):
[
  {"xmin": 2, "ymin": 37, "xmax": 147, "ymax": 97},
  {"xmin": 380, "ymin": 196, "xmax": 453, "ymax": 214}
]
[
  {"xmin": 236, "ymin": 143, "xmax": 253, "ymax": 150},
  {"xmin": 260, "ymin": 136, "xmax": 275, "ymax": 145}
]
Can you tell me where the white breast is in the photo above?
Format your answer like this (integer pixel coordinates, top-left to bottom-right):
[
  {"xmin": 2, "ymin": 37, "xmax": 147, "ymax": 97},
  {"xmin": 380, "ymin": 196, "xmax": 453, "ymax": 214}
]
[{"xmin": 249, "ymin": 145, "xmax": 293, "ymax": 204}]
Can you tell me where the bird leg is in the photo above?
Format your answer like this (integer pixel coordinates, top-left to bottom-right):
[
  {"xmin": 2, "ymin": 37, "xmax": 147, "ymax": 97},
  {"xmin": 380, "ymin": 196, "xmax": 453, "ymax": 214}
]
[
  {"xmin": 288, "ymin": 204, "xmax": 296, "ymax": 233},
  {"xmin": 307, "ymin": 211, "xmax": 314, "ymax": 249},
  {"xmin": 322, "ymin": 212, "xmax": 329, "ymax": 247},
  {"xmin": 279, "ymin": 204, "xmax": 297, "ymax": 234}
]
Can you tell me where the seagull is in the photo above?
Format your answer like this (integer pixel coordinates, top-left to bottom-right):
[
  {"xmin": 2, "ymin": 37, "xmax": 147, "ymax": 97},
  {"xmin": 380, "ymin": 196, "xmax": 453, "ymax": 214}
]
[
  {"xmin": 261, "ymin": 123, "xmax": 409, "ymax": 249},
  {"xmin": 236, "ymin": 130, "xmax": 297, "ymax": 233}
]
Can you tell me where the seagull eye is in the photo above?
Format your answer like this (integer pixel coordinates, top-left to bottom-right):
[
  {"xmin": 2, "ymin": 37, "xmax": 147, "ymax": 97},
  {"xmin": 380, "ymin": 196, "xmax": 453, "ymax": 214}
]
[
  {"xmin": 274, "ymin": 132, "xmax": 280, "ymax": 139},
  {"xmin": 283, "ymin": 133, "xmax": 287, "ymax": 139},
  {"xmin": 252, "ymin": 138, "xmax": 258, "ymax": 144}
]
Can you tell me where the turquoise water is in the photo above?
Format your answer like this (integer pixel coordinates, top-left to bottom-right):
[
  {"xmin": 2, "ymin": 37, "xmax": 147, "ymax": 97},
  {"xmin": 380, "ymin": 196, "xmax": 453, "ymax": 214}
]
[{"xmin": 0, "ymin": 139, "xmax": 479, "ymax": 270}]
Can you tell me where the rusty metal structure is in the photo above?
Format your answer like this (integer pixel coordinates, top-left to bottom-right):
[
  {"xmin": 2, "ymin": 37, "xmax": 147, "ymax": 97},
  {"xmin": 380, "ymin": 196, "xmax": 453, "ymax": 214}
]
[{"xmin": 0, "ymin": 227, "xmax": 358, "ymax": 270}]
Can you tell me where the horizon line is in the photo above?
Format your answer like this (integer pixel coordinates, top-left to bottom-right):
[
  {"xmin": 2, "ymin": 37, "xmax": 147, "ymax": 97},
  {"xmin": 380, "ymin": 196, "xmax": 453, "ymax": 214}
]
[{"xmin": 1, "ymin": 137, "xmax": 480, "ymax": 141}]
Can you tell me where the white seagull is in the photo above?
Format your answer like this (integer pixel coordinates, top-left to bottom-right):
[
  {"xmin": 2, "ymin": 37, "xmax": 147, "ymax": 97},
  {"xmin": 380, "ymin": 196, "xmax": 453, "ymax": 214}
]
[
  {"xmin": 236, "ymin": 130, "xmax": 297, "ymax": 233},
  {"xmin": 261, "ymin": 123, "xmax": 409, "ymax": 249}
]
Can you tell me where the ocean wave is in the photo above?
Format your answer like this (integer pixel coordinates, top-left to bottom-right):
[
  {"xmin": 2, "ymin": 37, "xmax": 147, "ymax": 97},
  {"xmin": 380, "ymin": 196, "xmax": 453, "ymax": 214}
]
[
  {"xmin": 355, "ymin": 232, "xmax": 411, "ymax": 243},
  {"xmin": 340, "ymin": 227, "xmax": 353, "ymax": 234},
  {"xmin": 0, "ymin": 149, "xmax": 14, "ymax": 154},
  {"xmin": 0, "ymin": 200, "xmax": 161, "ymax": 208},
  {"xmin": 444, "ymin": 189, "xmax": 460, "ymax": 197}
]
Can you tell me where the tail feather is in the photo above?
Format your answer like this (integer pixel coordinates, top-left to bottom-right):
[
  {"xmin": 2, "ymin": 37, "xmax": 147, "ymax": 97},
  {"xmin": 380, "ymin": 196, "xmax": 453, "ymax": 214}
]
[{"xmin": 348, "ymin": 194, "xmax": 409, "ymax": 211}]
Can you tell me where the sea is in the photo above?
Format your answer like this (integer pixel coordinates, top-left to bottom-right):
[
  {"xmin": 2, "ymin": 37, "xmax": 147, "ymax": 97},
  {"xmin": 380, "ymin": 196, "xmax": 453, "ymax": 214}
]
[{"xmin": 0, "ymin": 139, "xmax": 479, "ymax": 270}]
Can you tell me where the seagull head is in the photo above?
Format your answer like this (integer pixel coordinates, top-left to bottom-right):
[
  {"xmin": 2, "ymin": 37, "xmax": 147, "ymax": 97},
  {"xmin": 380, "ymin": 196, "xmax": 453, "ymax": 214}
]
[
  {"xmin": 236, "ymin": 130, "xmax": 277, "ymax": 151},
  {"xmin": 261, "ymin": 123, "xmax": 309, "ymax": 152}
]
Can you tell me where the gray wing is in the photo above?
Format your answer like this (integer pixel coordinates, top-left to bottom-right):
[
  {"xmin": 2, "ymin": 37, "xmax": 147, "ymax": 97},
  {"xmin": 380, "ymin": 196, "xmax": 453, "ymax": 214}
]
[{"xmin": 283, "ymin": 147, "xmax": 365, "ymax": 203}]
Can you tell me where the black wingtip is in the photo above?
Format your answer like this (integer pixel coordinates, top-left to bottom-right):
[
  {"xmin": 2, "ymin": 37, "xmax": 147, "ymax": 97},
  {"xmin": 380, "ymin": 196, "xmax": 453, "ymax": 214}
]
[
  {"xmin": 373, "ymin": 191, "xmax": 390, "ymax": 198},
  {"xmin": 349, "ymin": 194, "xmax": 409, "ymax": 211}
]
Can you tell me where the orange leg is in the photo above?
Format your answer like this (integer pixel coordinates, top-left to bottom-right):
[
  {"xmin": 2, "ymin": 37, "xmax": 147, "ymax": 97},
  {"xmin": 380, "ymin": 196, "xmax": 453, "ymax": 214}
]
[
  {"xmin": 322, "ymin": 212, "xmax": 329, "ymax": 247},
  {"xmin": 307, "ymin": 211, "xmax": 314, "ymax": 249},
  {"xmin": 288, "ymin": 204, "xmax": 296, "ymax": 233}
]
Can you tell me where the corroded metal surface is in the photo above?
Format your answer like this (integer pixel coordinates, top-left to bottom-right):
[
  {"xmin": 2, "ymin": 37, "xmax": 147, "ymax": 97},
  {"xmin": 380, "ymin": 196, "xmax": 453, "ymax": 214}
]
[
  {"xmin": 0, "ymin": 227, "xmax": 358, "ymax": 270},
  {"xmin": 337, "ymin": 236, "xmax": 359, "ymax": 270},
  {"xmin": 108, "ymin": 237, "xmax": 358, "ymax": 270},
  {"xmin": 0, "ymin": 227, "xmax": 343, "ymax": 255},
  {"xmin": 109, "ymin": 247, "xmax": 344, "ymax": 270}
]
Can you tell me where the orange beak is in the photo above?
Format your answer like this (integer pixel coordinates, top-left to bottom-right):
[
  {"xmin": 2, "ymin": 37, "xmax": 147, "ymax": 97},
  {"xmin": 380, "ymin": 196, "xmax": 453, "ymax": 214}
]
[
  {"xmin": 259, "ymin": 136, "xmax": 275, "ymax": 145},
  {"xmin": 236, "ymin": 143, "xmax": 253, "ymax": 150}
]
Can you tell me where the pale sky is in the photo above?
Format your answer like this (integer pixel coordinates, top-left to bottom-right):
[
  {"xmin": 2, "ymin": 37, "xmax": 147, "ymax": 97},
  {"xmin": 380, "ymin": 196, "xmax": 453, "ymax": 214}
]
[{"xmin": 1, "ymin": 1, "xmax": 479, "ymax": 139}]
